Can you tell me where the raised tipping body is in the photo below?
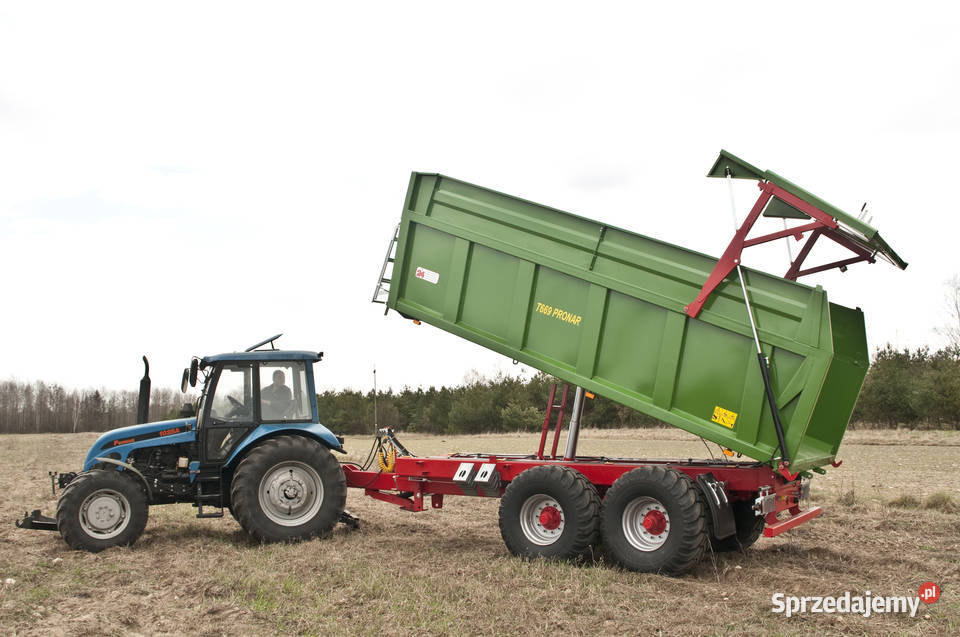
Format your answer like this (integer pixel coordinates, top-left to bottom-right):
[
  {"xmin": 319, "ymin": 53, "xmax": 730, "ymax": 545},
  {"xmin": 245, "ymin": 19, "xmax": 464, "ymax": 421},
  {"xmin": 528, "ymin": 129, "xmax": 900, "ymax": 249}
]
[{"xmin": 384, "ymin": 163, "xmax": 902, "ymax": 472}]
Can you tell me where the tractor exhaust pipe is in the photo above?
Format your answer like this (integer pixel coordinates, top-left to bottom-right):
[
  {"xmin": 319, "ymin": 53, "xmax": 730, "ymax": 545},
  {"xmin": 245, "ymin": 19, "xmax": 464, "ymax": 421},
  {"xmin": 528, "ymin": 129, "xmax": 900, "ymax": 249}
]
[{"xmin": 137, "ymin": 356, "xmax": 151, "ymax": 424}]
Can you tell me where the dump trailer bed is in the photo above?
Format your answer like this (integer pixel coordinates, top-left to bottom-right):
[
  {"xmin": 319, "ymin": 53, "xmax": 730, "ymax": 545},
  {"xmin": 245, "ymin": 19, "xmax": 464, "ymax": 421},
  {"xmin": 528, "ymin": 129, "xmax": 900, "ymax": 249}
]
[{"xmin": 380, "ymin": 156, "xmax": 904, "ymax": 474}]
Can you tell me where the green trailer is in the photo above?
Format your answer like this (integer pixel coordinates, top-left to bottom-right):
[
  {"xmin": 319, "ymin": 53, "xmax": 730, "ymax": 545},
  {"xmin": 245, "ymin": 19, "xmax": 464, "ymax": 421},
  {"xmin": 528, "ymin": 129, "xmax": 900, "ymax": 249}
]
[
  {"xmin": 376, "ymin": 151, "xmax": 905, "ymax": 474},
  {"xmin": 360, "ymin": 151, "xmax": 905, "ymax": 573}
]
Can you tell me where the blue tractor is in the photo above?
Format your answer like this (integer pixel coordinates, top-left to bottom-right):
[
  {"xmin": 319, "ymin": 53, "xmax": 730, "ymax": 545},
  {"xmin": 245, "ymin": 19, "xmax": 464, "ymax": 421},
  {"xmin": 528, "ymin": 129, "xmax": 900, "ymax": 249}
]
[{"xmin": 17, "ymin": 335, "xmax": 353, "ymax": 552}]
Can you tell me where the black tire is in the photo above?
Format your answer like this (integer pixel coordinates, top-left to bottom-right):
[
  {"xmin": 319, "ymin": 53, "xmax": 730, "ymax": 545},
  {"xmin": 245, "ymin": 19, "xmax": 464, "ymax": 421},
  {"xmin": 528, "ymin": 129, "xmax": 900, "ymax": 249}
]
[
  {"xmin": 230, "ymin": 435, "xmax": 346, "ymax": 543},
  {"xmin": 56, "ymin": 469, "xmax": 149, "ymax": 552},
  {"xmin": 710, "ymin": 499, "xmax": 764, "ymax": 553},
  {"xmin": 498, "ymin": 465, "xmax": 600, "ymax": 560},
  {"xmin": 601, "ymin": 466, "xmax": 708, "ymax": 574}
]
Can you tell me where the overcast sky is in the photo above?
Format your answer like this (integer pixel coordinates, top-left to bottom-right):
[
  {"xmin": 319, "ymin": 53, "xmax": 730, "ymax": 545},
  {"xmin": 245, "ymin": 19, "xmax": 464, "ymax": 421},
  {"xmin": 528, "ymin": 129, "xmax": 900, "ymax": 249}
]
[{"xmin": 1, "ymin": 2, "xmax": 958, "ymax": 395}]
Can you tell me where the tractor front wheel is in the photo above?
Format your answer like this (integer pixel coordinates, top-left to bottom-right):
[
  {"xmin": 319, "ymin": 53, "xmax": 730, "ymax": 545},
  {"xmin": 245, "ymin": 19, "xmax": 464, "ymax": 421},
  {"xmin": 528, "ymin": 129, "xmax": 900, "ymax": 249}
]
[
  {"xmin": 230, "ymin": 435, "xmax": 346, "ymax": 543},
  {"xmin": 56, "ymin": 469, "xmax": 149, "ymax": 552}
]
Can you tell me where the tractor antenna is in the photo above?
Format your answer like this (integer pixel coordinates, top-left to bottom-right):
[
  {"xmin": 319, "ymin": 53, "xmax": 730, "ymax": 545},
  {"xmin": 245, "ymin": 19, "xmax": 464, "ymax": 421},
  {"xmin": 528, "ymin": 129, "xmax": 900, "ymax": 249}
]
[
  {"xmin": 245, "ymin": 333, "xmax": 283, "ymax": 352},
  {"xmin": 372, "ymin": 366, "xmax": 379, "ymax": 433}
]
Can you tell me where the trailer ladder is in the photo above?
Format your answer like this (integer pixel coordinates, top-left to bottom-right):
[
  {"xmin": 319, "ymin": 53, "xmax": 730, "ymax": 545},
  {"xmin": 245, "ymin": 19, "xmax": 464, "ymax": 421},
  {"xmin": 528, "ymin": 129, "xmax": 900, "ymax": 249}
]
[{"xmin": 372, "ymin": 224, "xmax": 400, "ymax": 308}]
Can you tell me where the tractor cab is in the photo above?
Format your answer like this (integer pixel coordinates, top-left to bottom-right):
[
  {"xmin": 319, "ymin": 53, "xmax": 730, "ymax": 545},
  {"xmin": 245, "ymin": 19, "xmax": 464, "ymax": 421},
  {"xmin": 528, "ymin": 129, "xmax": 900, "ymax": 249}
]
[
  {"xmin": 182, "ymin": 334, "xmax": 340, "ymax": 466},
  {"xmin": 193, "ymin": 351, "xmax": 319, "ymax": 463}
]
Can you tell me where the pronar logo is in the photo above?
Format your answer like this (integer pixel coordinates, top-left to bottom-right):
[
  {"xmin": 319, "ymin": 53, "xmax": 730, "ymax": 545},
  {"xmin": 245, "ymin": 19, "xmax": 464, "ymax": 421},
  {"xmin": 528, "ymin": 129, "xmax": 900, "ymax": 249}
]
[
  {"xmin": 534, "ymin": 301, "xmax": 582, "ymax": 326},
  {"xmin": 771, "ymin": 584, "xmax": 940, "ymax": 618}
]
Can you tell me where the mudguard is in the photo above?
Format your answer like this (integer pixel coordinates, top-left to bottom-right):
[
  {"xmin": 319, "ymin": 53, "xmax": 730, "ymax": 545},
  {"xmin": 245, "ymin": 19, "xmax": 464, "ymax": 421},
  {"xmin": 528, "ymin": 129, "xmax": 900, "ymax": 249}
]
[{"xmin": 224, "ymin": 422, "xmax": 345, "ymax": 468}]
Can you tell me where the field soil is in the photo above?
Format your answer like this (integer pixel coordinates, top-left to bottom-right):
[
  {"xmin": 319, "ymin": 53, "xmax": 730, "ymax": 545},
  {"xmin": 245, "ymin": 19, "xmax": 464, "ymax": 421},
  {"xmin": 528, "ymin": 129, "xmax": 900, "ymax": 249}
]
[{"xmin": 0, "ymin": 428, "xmax": 957, "ymax": 636}]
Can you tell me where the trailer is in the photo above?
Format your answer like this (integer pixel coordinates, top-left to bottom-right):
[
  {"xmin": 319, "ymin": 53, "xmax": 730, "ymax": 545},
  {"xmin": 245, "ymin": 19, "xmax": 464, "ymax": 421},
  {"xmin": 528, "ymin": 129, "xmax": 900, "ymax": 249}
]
[
  {"xmin": 359, "ymin": 150, "xmax": 906, "ymax": 572},
  {"xmin": 18, "ymin": 150, "xmax": 904, "ymax": 575}
]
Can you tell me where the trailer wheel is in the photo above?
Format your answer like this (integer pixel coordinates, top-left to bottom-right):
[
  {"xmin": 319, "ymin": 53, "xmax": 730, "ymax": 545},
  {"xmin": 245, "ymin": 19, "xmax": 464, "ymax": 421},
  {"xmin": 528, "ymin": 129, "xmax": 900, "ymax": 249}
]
[
  {"xmin": 230, "ymin": 435, "xmax": 346, "ymax": 543},
  {"xmin": 711, "ymin": 499, "xmax": 764, "ymax": 552},
  {"xmin": 56, "ymin": 469, "xmax": 149, "ymax": 552},
  {"xmin": 498, "ymin": 465, "xmax": 600, "ymax": 560},
  {"xmin": 601, "ymin": 466, "xmax": 707, "ymax": 574}
]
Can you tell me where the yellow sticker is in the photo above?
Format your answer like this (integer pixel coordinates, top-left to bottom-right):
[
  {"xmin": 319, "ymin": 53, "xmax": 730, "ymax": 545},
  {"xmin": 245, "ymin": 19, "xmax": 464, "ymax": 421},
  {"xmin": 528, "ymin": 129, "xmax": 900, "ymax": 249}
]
[{"xmin": 711, "ymin": 406, "xmax": 738, "ymax": 429}]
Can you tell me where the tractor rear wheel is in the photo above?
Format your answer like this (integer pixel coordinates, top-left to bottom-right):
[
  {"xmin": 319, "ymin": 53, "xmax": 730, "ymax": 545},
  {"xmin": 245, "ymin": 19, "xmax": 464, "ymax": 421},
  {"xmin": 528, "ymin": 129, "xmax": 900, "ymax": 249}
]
[
  {"xmin": 498, "ymin": 465, "xmax": 600, "ymax": 560},
  {"xmin": 56, "ymin": 469, "xmax": 149, "ymax": 552},
  {"xmin": 711, "ymin": 499, "xmax": 765, "ymax": 552},
  {"xmin": 230, "ymin": 435, "xmax": 346, "ymax": 543},
  {"xmin": 601, "ymin": 466, "xmax": 707, "ymax": 574}
]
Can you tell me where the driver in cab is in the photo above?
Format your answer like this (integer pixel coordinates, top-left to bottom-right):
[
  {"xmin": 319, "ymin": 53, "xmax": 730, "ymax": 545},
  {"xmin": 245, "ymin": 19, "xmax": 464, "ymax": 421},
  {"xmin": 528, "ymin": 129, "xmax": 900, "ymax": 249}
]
[{"xmin": 261, "ymin": 369, "xmax": 293, "ymax": 419}]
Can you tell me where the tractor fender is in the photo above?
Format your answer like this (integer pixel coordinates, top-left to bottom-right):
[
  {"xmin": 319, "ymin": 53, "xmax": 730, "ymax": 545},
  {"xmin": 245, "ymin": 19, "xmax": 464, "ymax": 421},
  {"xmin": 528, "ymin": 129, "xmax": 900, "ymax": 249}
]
[
  {"xmin": 224, "ymin": 422, "xmax": 345, "ymax": 470},
  {"xmin": 93, "ymin": 456, "xmax": 153, "ymax": 499}
]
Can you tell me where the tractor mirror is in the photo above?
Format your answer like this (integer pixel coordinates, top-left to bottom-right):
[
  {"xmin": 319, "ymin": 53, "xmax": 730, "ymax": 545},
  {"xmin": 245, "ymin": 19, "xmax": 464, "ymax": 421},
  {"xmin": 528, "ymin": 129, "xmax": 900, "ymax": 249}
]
[
  {"xmin": 181, "ymin": 369, "xmax": 190, "ymax": 393},
  {"xmin": 189, "ymin": 359, "xmax": 199, "ymax": 387}
]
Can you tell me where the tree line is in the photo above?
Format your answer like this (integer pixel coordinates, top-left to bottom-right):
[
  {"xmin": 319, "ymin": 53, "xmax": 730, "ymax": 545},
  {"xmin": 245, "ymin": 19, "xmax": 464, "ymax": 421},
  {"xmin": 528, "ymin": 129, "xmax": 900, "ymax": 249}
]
[
  {"xmin": 1, "ymin": 344, "xmax": 957, "ymax": 435},
  {"xmin": 0, "ymin": 380, "xmax": 188, "ymax": 434},
  {"xmin": 321, "ymin": 345, "xmax": 960, "ymax": 435},
  {"xmin": 317, "ymin": 370, "xmax": 661, "ymax": 436},
  {"xmin": 851, "ymin": 345, "xmax": 960, "ymax": 427}
]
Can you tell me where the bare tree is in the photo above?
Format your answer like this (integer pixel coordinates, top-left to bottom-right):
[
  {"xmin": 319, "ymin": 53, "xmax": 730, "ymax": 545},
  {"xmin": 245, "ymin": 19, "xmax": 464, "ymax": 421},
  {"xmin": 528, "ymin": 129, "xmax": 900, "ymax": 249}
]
[{"xmin": 936, "ymin": 275, "xmax": 960, "ymax": 349}]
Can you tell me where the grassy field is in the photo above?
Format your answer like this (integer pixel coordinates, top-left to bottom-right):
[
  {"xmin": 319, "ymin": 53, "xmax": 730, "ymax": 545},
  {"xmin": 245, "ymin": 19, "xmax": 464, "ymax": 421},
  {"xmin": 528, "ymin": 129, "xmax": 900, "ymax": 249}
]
[{"xmin": 0, "ymin": 428, "xmax": 957, "ymax": 636}]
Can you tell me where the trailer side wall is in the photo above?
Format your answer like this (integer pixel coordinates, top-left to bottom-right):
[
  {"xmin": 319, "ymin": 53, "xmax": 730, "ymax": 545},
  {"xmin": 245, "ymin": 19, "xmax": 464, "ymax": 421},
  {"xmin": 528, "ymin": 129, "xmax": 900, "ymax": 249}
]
[{"xmin": 387, "ymin": 173, "xmax": 869, "ymax": 471}]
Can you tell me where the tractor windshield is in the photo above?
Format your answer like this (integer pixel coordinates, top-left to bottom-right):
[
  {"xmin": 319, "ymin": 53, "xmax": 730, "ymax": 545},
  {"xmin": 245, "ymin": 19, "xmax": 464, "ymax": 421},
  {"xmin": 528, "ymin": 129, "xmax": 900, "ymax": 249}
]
[{"xmin": 209, "ymin": 364, "xmax": 254, "ymax": 422}]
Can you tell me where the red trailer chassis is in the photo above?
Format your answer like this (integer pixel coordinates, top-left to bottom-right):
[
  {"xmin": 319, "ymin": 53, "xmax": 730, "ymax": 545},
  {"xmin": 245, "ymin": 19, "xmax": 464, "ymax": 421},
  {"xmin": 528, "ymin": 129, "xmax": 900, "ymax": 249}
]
[
  {"xmin": 343, "ymin": 451, "xmax": 820, "ymax": 539},
  {"xmin": 340, "ymin": 385, "xmax": 825, "ymax": 575}
]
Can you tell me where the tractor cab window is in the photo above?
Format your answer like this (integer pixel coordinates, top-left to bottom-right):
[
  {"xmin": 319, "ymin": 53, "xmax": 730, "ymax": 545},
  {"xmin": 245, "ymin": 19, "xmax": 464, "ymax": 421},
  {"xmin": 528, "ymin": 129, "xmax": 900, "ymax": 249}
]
[
  {"xmin": 209, "ymin": 364, "xmax": 254, "ymax": 423},
  {"xmin": 204, "ymin": 363, "xmax": 255, "ymax": 462},
  {"xmin": 260, "ymin": 361, "xmax": 311, "ymax": 422}
]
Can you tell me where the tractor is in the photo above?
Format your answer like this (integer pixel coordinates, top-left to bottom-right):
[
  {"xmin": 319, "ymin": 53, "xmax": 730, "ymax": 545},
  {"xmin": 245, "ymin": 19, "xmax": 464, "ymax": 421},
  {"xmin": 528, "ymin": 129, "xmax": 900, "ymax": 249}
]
[{"xmin": 17, "ymin": 334, "xmax": 352, "ymax": 551}]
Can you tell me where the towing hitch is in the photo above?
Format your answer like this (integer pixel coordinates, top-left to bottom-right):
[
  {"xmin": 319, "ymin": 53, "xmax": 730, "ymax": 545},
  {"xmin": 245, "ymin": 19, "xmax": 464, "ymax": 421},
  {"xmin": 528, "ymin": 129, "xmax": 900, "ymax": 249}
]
[
  {"xmin": 15, "ymin": 470, "xmax": 76, "ymax": 531},
  {"xmin": 339, "ymin": 509, "xmax": 360, "ymax": 529},
  {"xmin": 16, "ymin": 510, "xmax": 57, "ymax": 531}
]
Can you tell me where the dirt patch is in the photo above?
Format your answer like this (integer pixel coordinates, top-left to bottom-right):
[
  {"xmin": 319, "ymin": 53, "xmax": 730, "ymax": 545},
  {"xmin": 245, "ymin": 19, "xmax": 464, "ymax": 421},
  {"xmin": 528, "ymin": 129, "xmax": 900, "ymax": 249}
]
[{"xmin": 0, "ymin": 431, "xmax": 957, "ymax": 635}]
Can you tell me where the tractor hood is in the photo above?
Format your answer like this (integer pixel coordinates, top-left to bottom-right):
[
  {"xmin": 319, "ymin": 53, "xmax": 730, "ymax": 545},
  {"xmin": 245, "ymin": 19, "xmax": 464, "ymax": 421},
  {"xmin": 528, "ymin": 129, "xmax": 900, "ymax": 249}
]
[{"xmin": 83, "ymin": 417, "xmax": 197, "ymax": 470}]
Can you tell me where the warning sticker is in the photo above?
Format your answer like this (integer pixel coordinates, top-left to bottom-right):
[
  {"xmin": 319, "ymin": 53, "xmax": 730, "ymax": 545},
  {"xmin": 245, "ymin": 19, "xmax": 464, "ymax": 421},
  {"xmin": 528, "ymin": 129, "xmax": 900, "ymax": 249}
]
[
  {"xmin": 414, "ymin": 266, "xmax": 439, "ymax": 285},
  {"xmin": 711, "ymin": 406, "xmax": 738, "ymax": 429}
]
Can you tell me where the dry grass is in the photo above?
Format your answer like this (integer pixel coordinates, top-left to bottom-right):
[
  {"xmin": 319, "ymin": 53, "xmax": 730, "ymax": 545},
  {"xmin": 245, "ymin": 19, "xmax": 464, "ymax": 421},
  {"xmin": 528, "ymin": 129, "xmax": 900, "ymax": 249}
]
[
  {"xmin": 889, "ymin": 494, "xmax": 922, "ymax": 509},
  {"xmin": 923, "ymin": 492, "xmax": 959, "ymax": 514},
  {"xmin": 0, "ymin": 429, "xmax": 958, "ymax": 636}
]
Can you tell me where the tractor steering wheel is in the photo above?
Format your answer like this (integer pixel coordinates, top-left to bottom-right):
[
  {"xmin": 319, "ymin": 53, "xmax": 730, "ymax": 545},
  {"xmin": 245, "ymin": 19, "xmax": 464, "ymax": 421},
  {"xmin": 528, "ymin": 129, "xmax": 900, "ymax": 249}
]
[{"xmin": 225, "ymin": 395, "xmax": 247, "ymax": 419}]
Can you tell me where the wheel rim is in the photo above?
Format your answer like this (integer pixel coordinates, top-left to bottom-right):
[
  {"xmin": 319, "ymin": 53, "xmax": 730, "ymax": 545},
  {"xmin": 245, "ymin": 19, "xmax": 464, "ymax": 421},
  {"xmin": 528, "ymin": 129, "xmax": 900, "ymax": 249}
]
[
  {"xmin": 622, "ymin": 496, "xmax": 670, "ymax": 551},
  {"xmin": 519, "ymin": 494, "xmax": 565, "ymax": 546},
  {"xmin": 258, "ymin": 461, "xmax": 324, "ymax": 527},
  {"xmin": 79, "ymin": 489, "xmax": 131, "ymax": 540}
]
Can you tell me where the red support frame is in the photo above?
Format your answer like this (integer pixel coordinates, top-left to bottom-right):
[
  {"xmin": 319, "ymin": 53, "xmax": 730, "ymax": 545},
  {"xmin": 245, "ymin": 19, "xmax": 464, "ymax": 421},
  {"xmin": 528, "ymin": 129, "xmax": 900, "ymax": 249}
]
[
  {"xmin": 536, "ymin": 383, "xmax": 567, "ymax": 460},
  {"xmin": 536, "ymin": 384, "xmax": 557, "ymax": 460},
  {"xmin": 343, "ymin": 451, "xmax": 822, "ymax": 536},
  {"xmin": 684, "ymin": 180, "xmax": 860, "ymax": 318},
  {"xmin": 343, "ymin": 385, "xmax": 826, "ymax": 538}
]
